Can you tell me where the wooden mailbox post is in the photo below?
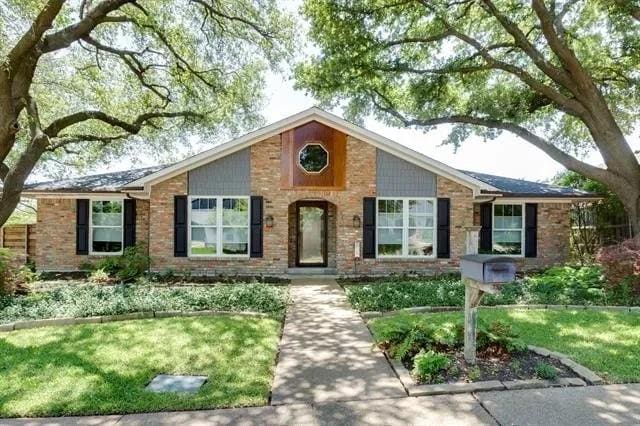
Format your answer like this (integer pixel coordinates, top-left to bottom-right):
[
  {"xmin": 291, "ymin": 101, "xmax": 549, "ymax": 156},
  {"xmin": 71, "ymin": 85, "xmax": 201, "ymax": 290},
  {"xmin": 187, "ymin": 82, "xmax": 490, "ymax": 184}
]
[{"xmin": 459, "ymin": 255, "xmax": 516, "ymax": 364}]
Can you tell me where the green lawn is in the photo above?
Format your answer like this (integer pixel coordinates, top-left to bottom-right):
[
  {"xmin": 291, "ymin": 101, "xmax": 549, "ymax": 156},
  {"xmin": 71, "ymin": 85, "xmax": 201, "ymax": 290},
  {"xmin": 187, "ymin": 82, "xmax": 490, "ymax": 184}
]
[
  {"xmin": 0, "ymin": 316, "xmax": 281, "ymax": 418},
  {"xmin": 369, "ymin": 309, "xmax": 640, "ymax": 384}
]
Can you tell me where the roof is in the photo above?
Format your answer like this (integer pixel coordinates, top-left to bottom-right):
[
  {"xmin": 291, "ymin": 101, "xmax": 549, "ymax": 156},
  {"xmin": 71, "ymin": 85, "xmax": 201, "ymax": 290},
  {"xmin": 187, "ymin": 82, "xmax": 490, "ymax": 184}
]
[
  {"xmin": 462, "ymin": 171, "xmax": 595, "ymax": 198},
  {"xmin": 120, "ymin": 107, "xmax": 498, "ymax": 195},
  {"xmin": 24, "ymin": 164, "xmax": 595, "ymax": 199},
  {"xmin": 24, "ymin": 166, "xmax": 165, "ymax": 193},
  {"xmin": 21, "ymin": 107, "xmax": 598, "ymax": 199}
]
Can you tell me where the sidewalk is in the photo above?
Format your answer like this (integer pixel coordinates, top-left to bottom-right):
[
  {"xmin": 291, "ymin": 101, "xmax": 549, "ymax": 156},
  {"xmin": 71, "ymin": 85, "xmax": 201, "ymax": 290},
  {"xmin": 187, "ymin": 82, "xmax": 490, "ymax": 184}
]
[
  {"xmin": 270, "ymin": 279, "xmax": 406, "ymax": 404},
  {"xmin": 6, "ymin": 385, "xmax": 640, "ymax": 425}
]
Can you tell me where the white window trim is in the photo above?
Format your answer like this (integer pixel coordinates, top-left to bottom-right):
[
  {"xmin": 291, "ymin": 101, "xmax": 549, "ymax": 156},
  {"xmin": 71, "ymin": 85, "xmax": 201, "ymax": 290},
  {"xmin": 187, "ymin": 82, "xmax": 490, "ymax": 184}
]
[
  {"xmin": 375, "ymin": 197, "xmax": 438, "ymax": 259},
  {"xmin": 491, "ymin": 201, "xmax": 525, "ymax": 258},
  {"xmin": 187, "ymin": 195, "xmax": 251, "ymax": 258},
  {"xmin": 89, "ymin": 197, "xmax": 125, "ymax": 256},
  {"xmin": 297, "ymin": 142, "xmax": 330, "ymax": 174}
]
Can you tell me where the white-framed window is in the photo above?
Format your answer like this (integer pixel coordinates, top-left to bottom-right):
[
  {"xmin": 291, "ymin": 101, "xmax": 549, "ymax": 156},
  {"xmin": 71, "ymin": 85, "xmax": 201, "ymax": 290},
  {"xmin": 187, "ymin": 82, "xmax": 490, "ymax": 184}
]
[
  {"xmin": 492, "ymin": 203, "xmax": 524, "ymax": 256},
  {"xmin": 90, "ymin": 199, "xmax": 124, "ymax": 255},
  {"xmin": 377, "ymin": 198, "xmax": 436, "ymax": 258},
  {"xmin": 188, "ymin": 196, "xmax": 250, "ymax": 257}
]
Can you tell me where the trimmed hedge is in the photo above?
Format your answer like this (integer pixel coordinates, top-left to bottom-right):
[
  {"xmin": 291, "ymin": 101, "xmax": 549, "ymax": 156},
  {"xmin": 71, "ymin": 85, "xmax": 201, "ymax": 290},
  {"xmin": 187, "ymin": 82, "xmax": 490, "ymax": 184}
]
[
  {"xmin": 0, "ymin": 283, "xmax": 288, "ymax": 324},
  {"xmin": 343, "ymin": 266, "xmax": 639, "ymax": 312}
]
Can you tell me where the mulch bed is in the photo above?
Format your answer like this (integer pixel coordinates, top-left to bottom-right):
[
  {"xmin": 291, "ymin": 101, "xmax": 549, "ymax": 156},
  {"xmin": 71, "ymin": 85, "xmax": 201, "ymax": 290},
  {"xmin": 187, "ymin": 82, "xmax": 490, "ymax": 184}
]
[{"xmin": 403, "ymin": 344, "xmax": 578, "ymax": 385}]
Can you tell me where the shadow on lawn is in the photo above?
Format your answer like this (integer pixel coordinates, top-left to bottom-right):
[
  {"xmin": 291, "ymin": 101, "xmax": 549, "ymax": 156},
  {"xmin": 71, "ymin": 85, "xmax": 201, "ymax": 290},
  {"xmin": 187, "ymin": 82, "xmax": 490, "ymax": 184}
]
[{"xmin": 0, "ymin": 316, "xmax": 280, "ymax": 418}]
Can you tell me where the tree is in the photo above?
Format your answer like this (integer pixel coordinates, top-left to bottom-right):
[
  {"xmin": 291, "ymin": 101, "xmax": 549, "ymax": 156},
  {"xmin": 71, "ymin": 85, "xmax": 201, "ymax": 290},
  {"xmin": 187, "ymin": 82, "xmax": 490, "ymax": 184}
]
[
  {"xmin": 0, "ymin": 0, "xmax": 293, "ymax": 227},
  {"xmin": 296, "ymin": 0, "xmax": 640, "ymax": 232}
]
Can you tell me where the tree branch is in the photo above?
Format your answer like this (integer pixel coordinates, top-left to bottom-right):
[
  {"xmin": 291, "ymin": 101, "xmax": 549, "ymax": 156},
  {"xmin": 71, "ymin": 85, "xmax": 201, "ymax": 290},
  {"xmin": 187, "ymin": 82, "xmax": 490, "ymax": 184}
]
[
  {"xmin": 6, "ymin": 0, "xmax": 65, "ymax": 68},
  {"xmin": 43, "ymin": 110, "xmax": 202, "ymax": 138},
  {"xmin": 614, "ymin": 0, "xmax": 640, "ymax": 22}
]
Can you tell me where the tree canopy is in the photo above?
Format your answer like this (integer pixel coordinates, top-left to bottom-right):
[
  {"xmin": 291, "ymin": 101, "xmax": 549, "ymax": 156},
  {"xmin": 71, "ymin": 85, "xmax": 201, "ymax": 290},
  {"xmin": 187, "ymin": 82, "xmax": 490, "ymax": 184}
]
[
  {"xmin": 297, "ymin": 0, "xmax": 640, "ymax": 231},
  {"xmin": 0, "ymin": 0, "xmax": 294, "ymax": 226}
]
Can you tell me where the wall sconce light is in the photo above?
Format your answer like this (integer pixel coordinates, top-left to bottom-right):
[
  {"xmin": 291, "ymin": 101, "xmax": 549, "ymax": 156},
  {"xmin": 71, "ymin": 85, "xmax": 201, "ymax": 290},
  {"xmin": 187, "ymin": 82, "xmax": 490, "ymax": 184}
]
[
  {"xmin": 352, "ymin": 215, "xmax": 361, "ymax": 229},
  {"xmin": 265, "ymin": 215, "xmax": 274, "ymax": 228}
]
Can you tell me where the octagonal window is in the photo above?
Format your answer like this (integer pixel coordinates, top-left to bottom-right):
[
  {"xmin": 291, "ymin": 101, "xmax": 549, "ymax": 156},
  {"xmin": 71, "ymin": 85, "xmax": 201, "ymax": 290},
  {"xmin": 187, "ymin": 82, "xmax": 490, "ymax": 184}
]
[{"xmin": 298, "ymin": 143, "xmax": 329, "ymax": 173}]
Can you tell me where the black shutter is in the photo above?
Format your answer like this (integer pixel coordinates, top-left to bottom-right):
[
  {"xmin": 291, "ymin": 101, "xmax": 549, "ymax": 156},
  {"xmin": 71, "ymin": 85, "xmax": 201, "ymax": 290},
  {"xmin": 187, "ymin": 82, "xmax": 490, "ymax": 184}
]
[
  {"xmin": 76, "ymin": 199, "xmax": 90, "ymax": 255},
  {"xmin": 437, "ymin": 198, "xmax": 450, "ymax": 258},
  {"xmin": 479, "ymin": 203, "xmax": 493, "ymax": 253},
  {"xmin": 363, "ymin": 197, "xmax": 376, "ymax": 259},
  {"xmin": 174, "ymin": 195, "xmax": 188, "ymax": 257},
  {"xmin": 525, "ymin": 203, "xmax": 538, "ymax": 258},
  {"xmin": 250, "ymin": 196, "xmax": 263, "ymax": 258},
  {"xmin": 123, "ymin": 199, "xmax": 136, "ymax": 249}
]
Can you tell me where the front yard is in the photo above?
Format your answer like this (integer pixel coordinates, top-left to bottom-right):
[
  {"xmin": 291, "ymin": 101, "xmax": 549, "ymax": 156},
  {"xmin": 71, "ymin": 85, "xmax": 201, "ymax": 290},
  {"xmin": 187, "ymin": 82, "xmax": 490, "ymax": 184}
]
[
  {"xmin": 369, "ymin": 309, "xmax": 640, "ymax": 384},
  {"xmin": 0, "ymin": 315, "xmax": 281, "ymax": 418}
]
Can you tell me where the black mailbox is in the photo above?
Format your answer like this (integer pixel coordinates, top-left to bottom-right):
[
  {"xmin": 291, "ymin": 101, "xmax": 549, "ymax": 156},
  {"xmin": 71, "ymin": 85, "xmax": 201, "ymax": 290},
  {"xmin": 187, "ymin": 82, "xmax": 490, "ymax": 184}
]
[{"xmin": 460, "ymin": 254, "xmax": 517, "ymax": 284}]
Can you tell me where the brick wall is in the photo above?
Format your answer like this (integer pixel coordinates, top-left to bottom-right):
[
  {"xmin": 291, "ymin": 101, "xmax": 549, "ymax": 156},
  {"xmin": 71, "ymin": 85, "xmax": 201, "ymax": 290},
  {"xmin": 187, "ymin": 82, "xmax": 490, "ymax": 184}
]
[
  {"xmin": 35, "ymin": 136, "xmax": 572, "ymax": 275},
  {"xmin": 36, "ymin": 197, "xmax": 150, "ymax": 271}
]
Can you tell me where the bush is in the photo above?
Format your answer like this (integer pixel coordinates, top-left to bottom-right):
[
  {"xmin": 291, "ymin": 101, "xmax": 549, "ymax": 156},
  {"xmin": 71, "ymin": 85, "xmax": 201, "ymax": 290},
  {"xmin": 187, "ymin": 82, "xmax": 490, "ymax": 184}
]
[
  {"xmin": 89, "ymin": 268, "xmax": 111, "ymax": 284},
  {"xmin": 0, "ymin": 249, "xmax": 33, "ymax": 295},
  {"xmin": 477, "ymin": 320, "xmax": 527, "ymax": 353},
  {"xmin": 412, "ymin": 350, "xmax": 451, "ymax": 382},
  {"xmin": 521, "ymin": 266, "xmax": 605, "ymax": 305},
  {"xmin": 92, "ymin": 244, "xmax": 150, "ymax": 282},
  {"xmin": 535, "ymin": 362, "xmax": 558, "ymax": 380},
  {"xmin": 0, "ymin": 283, "xmax": 288, "ymax": 324},
  {"xmin": 597, "ymin": 237, "xmax": 640, "ymax": 296}
]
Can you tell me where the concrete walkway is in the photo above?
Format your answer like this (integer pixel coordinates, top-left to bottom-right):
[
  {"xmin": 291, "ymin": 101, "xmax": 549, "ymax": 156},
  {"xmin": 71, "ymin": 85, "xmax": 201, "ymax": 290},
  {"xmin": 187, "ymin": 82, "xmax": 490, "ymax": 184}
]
[
  {"xmin": 270, "ymin": 278, "xmax": 406, "ymax": 405},
  {"xmin": 7, "ymin": 385, "xmax": 640, "ymax": 425}
]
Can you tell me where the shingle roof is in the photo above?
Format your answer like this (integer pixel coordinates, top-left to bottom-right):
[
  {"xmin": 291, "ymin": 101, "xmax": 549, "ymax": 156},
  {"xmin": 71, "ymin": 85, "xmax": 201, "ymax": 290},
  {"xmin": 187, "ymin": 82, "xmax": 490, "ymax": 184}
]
[
  {"xmin": 24, "ymin": 166, "xmax": 165, "ymax": 192},
  {"xmin": 460, "ymin": 170, "xmax": 594, "ymax": 197},
  {"xmin": 24, "ymin": 164, "xmax": 595, "ymax": 198}
]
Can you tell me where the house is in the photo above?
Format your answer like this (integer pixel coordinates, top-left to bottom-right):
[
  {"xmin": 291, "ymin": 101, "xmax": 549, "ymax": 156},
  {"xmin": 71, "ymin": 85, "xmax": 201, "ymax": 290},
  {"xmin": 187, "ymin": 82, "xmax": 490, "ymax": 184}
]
[{"xmin": 23, "ymin": 108, "xmax": 597, "ymax": 276}]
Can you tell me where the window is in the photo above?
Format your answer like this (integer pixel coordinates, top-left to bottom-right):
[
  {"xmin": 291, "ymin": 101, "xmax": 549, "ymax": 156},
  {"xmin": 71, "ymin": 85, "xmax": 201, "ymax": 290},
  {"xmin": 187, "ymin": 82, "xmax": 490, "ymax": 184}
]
[
  {"xmin": 189, "ymin": 196, "xmax": 249, "ymax": 257},
  {"xmin": 377, "ymin": 198, "xmax": 436, "ymax": 257},
  {"xmin": 90, "ymin": 200, "xmax": 123, "ymax": 254},
  {"xmin": 298, "ymin": 143, "xmax": 329, "ymax": 173},
  {"xmin": 493, "ymin": 204, "xmax": 524, "ymax": 255}
]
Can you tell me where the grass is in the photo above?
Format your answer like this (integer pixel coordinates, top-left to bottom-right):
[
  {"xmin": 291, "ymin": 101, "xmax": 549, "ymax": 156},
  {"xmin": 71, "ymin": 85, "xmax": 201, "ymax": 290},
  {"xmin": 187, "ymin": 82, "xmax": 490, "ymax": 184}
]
[
  {"xmin": 369, "ymin": 309, "xmax": 640, "ymax": 384},
  {"xmin": 0, "ymin": 315, "xmax": 281, "ymax": 417}
]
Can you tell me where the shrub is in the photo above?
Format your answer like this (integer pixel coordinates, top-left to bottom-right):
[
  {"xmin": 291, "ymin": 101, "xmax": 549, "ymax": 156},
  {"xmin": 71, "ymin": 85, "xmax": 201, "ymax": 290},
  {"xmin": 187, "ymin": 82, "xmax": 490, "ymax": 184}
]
[
  {"xmin": 0, "ymin": 249, "xmax": 15, "ymax": 294},
  {"xmin": 93, "ymin": 244, "xmax": 150, "ymax": 282},
  {"xmin": 522, "ymin": 266, "xmax": 605, "ymax": 305},
  {"xmin": 535, "ymin": 362, "xmax": 558, "ymax": 380},
  {"xmin": 468, "ymin": 366, "xmax": 481, "ymax": 381},
  {"xmin": 412, "ymin": 350, "xmax": 451, "ymax": 382},
  {"xmin": 89, "ymin": 268, "xmax": 111, "ymax": 284},
  {"xmin": 390, "ymin": 322, "xmax": 435, "ymax": 360},
  {"xmin": 477, "ymin": 320, "xmax": 527, "ymax": 353},
  {"xmin": 597, "ymin": 237, "xmax": 640, "ymax": 295}
]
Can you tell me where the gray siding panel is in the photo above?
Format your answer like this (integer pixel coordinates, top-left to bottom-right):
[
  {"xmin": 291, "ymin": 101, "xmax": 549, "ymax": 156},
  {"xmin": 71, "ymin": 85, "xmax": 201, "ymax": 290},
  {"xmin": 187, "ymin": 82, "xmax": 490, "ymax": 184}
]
[
  {"xmin": 376, "ymin": 149, "xmax": 437, "ymax": 197},
  {"xmin": 188, "ymin": 148, "xmax": 250, "ymax": 195}
]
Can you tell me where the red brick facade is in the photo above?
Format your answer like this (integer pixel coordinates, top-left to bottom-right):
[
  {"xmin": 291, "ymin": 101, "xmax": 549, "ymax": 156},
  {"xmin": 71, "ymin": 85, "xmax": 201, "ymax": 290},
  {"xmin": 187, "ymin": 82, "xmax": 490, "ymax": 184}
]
[{"xmin": 35, "ymin": 131, "xmax": 572, "ymax": 275}]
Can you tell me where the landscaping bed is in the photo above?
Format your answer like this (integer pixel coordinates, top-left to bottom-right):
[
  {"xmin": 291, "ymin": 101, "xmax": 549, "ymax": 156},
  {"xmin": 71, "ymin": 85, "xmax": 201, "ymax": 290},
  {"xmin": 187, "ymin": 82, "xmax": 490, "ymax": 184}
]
[
  {"xmin": 342, "ymin": 266, "xmax": 639, "ymax": 313},
  {"xmin": 0, "ymin": 282, "xmax": 289, "ymax": 325},
  {"xmin": 370, "ymin": 308, "xmax": 640, "ymax": 384}
]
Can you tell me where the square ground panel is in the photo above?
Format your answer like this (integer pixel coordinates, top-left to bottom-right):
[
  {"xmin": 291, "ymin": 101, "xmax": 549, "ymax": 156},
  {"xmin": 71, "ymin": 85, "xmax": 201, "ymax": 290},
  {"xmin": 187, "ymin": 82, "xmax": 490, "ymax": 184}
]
[{"xmin": 146, "ymin": 374, "xmax": 208, "ymax": 394}]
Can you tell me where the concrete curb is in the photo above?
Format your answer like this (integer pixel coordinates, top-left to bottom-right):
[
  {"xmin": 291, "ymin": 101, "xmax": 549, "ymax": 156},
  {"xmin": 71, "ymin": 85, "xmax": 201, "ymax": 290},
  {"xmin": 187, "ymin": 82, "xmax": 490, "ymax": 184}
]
[
  {"xmin": 387, "ymin": 346, "xmax": 593, "ymax": 397},
  {"xmin": 528, "ymin": 345, "xmax": 604, "ymax": 385},
  {"xmin": 362, "ymin": 304, "xmax": 640, "ymax": 319},
  {"xmin": 0, "ymin": 310, "xmax": 273, "ymax": 332}
]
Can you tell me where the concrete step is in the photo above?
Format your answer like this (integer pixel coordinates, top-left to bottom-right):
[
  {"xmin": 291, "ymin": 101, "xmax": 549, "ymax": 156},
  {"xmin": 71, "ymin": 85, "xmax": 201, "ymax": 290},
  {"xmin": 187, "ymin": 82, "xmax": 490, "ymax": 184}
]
[{"xmin": 286, "ymin": 267, "xmax": 337, "ymax": 275}]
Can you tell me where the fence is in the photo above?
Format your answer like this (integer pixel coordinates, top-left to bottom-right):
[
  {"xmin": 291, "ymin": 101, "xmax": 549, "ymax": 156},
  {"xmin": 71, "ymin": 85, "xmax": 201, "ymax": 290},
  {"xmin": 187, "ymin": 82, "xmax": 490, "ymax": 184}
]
[{"xmin": 0, "ymin": 224, "xmax": 36, "ymax": 265}]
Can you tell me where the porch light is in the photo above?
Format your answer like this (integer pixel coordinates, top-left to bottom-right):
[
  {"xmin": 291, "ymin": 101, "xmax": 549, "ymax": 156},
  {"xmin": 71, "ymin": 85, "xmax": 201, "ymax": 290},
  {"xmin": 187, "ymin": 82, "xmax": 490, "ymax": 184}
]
[
  {"xmin": 265, "ymin": 215, "xmax": 274, "ymax": 228},
  {"xmin": 352, "ymin": 214, "xmax": 361, "ymax": 228}
]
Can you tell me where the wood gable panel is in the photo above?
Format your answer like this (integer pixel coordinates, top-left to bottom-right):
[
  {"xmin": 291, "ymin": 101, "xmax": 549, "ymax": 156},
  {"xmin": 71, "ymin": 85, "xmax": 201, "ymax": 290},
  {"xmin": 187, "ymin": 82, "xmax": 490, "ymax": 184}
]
[{"xmin": 280, "ymin": 121, "xmax": 346, "ymax": 190}]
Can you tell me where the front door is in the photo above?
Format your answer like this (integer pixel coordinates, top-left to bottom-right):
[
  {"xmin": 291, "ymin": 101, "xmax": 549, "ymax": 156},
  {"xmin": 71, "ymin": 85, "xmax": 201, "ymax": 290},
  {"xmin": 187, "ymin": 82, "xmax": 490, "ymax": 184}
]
[{"xmin": 296, "ymin": 201, "xmax": 328, "ymax": 267}]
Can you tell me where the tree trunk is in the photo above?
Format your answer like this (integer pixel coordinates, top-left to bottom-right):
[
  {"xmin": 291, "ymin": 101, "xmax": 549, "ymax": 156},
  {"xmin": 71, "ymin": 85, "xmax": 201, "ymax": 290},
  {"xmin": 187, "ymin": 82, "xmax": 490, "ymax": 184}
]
[{"xmin": 0, "ymin": 190, "xmax": 21, "ymax": 228}]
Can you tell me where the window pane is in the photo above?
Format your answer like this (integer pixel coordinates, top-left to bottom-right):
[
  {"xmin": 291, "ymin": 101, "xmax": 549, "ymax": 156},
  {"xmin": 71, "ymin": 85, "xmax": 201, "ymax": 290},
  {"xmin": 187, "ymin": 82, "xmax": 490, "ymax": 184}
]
[
  {"xmin": 378, "ymin": 228, "xmax": 402, "ymax": 256},
  {"xmin": 191, "ymin": 227, "xmax": 217, "ymax": 255},
  {"xmin": 408, "ymin": 229, "xmax": 434, "ymax": 256},
  {"xmin": 378, "ymin": 199, "xmax": 403, "ymax": 227},
  {"xmin": 409, "ymin": 215, "xmax": 434, "ymax": 227},
  {"xmin": 223, "ymin": 198, "xmax": 248, "ymax": 226},
  {"xmin": 408, "ymin": 199, "xmax": 433, "ymax": 214},
  {"xmin": 191, "ymin": 198, "xmax": 217, "ymax": 225},
  {"xmin": 92, "ymin": 201, "xmax": 122, "ymax": 226},
  {"xmin": 223, "ymin": 243, "xmax": 248, "ymax": 255},
  {"xmin": 493, "ymin": 230, "xmax": 522, "ymax": 254},
  {"xmin": 92, "ymin": 228, "xmax": 122, "ymax": 253},
  {"xmin": 494, "ymin": 204, "xmax": 522, "ymax": 230},
  {"xmin": 223, "ymin": 227, "xmax": 248, "ymax": 243}
]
